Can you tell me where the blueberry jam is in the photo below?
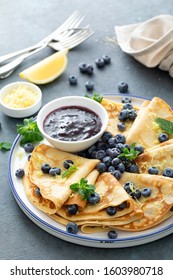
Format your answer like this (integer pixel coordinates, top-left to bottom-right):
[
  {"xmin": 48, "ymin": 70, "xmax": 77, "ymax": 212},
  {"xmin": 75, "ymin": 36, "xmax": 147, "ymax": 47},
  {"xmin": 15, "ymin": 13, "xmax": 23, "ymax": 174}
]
[{"xmin": 43, "ymin": 106, "xmax": 102, "ymax": 141}]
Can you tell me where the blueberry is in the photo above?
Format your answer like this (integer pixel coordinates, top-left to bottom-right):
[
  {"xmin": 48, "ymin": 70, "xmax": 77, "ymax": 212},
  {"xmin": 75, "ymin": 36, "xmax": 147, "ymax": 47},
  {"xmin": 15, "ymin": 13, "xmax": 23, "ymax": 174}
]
[
  {"xmin": 27, "ymin": 154, "xmax": 31, "ymax": 161},
  {"xmin": 95, "ymin": 150, "xmax": 106, "ymax": 160},
  {"xmin": 131, "ymin": 189, "xmax": 141, "ymax": 199},
  {"xmin": 112, "ymin": 170, "xmax": 122, "ymax": 180},
  {"xmin": 148, "ymin": 166, "xmax": 159, "ymax": 175},
  {"xmin": 111, "ymin": 157, "xmax": 121, "ymax": 167},
  {"xmin": 87, "ymin": 145, "xmax": 96, "ymax": 157},
  {"xmin": 117, "ymin": 202, "xmax": 127, "ymax": 210},
  {"xmin": 107, "ymin": 148, "xmax": 120, "ymax": 158},
  {"xmin": 67, "ymin": 204, "xmax": 78, "ymax": 215},
  {"xmin": 117, "ymin": 122, "xmax": 126, "ymax": 131},
  {"xmin": 135, "ymin": 144, "xmax": 144, "ymax": 154},
  {"xmin": 121, "ymin": 96, "xmax": 131, "ymax": 103},
  {"xmin": 106, "ymin": 206, "xmax": 117, "ymax": 216},
  {"xmin": 102, "ymin": 156, "xmax": 112, "ymax": 167},
  {"xmin": 96, "ymin": 141, "xmax": 107, "ymax": 150},
  {"xmin": 123, "ymin": 144, "xmax": 131, "ymax": 150},
  {"xmin": 123, "ymin": 103, "xmax": 133, "ymax": 109},
  {"xmin": 79, "ymin": 62, "xmax": 88, "ymax": 73},
  {"xmin": 68, "ymin": 75, "xmax": 77, "ymax": 85},
  {"xmin": 95, "ymin": 58, "xmax": 105, "ymax": 68},
  {"xmin": 96, "ymin": 162, "xmax": 107, "ymax": 173},
  {"xmin": 108, "ymin": 230, "xmax": 117, "ymax": 239},
  {"xmin": 85, "ymin": 80, "xmax": 94, "ymax": 91},
  {"xmin": 88, "ymin": 192, "xmax": 100, "ymax": 204},
  {"xmin": 114, "ymin": 134, "xmax": 126, "ymax": 144},
  {"xmin": 41, "ymin": 163, "xmax": 51, "ymax": 173},
  {"xmin": 117, "ymin": 162, "xmax": 125, "ymax": 173},
  {"xmin": 129, "ymin": 164, "xmax": 139, "ymax": 173},
  {"xmin": 35, "ymin": 187, "xmax": 41, "ymax": 196},
  {"xmin": 118, "ymin": 82, "xmax": 129, "ymax": 93},
  {"xmin": 128, "ymin": 109, "xmax": 137, "ymax": 120},
  {"xmin": 108, "ymin": 137, "xmax": 116, "ymax": 148},
  {"xmin": 49, "ymin": 167, "xmax": 61, "ymax": 176},
  {"xmin": 15, "ymin": 168, "xmax": 25, "ymax": 178},
  {"xmin": 141, "ymin": 188, "xmax": 152, "ymax": 197},
  {"xmin": 86, "ymin": 64, "xmax": 94, "ymax": 75},
  {"xmin": 24, "ymin": 143, "xmax": 34, "ymax": 153},
  {"xmin": 124, "ymin": 182, "xmax": 134, "ymax": 194},
  {"xmin": 158, "ymin": 133, "xmax": 169, "ymax": 143},
  {"xmin": 102, "ymin": 131, "xmax": 112, "ymax": 143},
  {"xmin": 162, "ymin": 168, "xmax": 173, "ymax": 178},
  {"xmin": 66, "ymin": 222, "xmax": 78, "ymax": 234},
  {"xmin": 107, "ymin": 165, "xmax": 115, "ymax": 173},
  {"xmin": 102, "ymin": 54, "xmax": 111, "ymax": 64},
  {"xmin": 63, "ymin": 160, "xmax": 74, "ymax": 169},
  {"xmin": 118, "ymin": 109, "xmax": 129, "ymax": 121},
  {"xmin": 116, "ymin": 143, "xmax": 125, "ymax": 152}
]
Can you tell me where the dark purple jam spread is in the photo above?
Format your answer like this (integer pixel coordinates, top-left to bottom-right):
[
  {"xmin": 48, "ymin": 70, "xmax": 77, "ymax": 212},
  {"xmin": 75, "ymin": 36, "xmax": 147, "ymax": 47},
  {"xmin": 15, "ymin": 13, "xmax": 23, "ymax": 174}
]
[{"xmin": 43, "ymin": 106, "xmax": 102, "ymax": 141}]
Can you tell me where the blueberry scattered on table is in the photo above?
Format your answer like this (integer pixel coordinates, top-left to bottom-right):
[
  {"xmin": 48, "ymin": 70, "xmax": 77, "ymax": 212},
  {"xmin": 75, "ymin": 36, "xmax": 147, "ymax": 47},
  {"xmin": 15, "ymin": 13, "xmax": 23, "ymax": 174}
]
[
  {"xmin": 67, "ymin": 204, "xmax": 78, "ymax": 215},
  {"xmin": 95, "ymin": 58, "xmax": 105, "ymax": 68},
  {"xmin": 107, "ymin": 230, "xmax": 117, "ymax": 239},
  {"xmin": 102, "ymin": 54, "xmax": 111, "ymax": 64},
  {"xmin": 85, "ymin": 80, "xmax": 94, "ymax": 91},
  {"xmin": 66, "ymin": 222, "xmax": 79, "ymax": 234},
  {"xmin": 15, "ymin": 168, "xmax": 25, "ymax": 178},
  {"xmin": 87, "ymin": 192, "xmax": 100, "ymax": 204},
  {"xmin": 118, "ymin": 82, "xmax": 129, "ymax": 93},
  {"xmin": 68, "ymin": 75, "xmax": 78, "ymax": 85},
  {"xmin": 24, "ymin": 143, "xmax": 34, "ymax": 153},
  {"xmin": 86, "ymin": 64, "xmax": 94, "ymax": 75},
  {"xmin": 79, "ymin": 62, "xmax": 88, "ymax": 73}
]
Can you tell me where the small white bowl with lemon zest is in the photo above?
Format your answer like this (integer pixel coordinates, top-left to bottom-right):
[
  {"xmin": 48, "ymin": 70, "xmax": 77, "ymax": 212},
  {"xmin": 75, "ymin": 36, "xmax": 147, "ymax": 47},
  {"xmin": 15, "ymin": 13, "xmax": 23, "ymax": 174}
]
[{"xmin": 0, "ymin": 81, "xmax": 42, "ymax": 118}]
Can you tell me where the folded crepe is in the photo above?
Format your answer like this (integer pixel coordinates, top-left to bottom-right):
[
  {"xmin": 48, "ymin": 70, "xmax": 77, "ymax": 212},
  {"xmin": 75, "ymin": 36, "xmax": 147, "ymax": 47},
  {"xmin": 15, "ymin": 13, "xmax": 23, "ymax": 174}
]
[
  {"xmin": 118, "ymin": 172, "xmax": 173, "ymax": 231},
  {"xmin": 24, "ymin": 144, "xmax": 99, "ymax": 214},
  {"xmin": 51, "ymin": 172, "xmax": 143, "ymax": 233},
  {"xmin": 101, "ymin": 98, "xmax": 139, "ymax": 136},
  {"xmin": 126, "ymin": 97, "xmax": 173, "ymax": 148}
]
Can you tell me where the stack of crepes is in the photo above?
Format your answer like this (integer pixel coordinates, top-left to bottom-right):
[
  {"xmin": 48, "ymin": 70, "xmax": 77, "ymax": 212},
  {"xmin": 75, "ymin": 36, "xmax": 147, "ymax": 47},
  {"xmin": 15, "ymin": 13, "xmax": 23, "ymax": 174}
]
[{"xmin": 23, "ymin": 96, "xmax": 173, "ymax": 234}]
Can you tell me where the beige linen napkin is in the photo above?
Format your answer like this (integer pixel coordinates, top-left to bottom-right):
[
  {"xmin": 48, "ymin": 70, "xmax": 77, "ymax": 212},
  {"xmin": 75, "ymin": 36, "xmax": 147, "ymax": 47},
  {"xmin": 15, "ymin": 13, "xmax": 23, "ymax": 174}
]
[{"xmin": 115, "ymin": 15, "xmax": 173, "ymax": 77}]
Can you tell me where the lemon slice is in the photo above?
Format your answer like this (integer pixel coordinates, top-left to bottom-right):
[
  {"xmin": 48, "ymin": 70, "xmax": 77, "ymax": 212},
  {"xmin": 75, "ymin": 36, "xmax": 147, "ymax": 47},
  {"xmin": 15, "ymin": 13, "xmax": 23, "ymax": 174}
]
[{"xmin": 19, "ymin": 49, "xmax": 68, "ymax": 84}]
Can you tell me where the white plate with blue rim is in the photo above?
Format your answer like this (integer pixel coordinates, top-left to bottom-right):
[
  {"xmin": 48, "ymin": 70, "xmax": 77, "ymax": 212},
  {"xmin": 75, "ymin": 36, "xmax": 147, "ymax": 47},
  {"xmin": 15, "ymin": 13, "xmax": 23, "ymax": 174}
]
[{"xmin": 8, "ymin": 94, "xmax": 173, "ymax": 248}]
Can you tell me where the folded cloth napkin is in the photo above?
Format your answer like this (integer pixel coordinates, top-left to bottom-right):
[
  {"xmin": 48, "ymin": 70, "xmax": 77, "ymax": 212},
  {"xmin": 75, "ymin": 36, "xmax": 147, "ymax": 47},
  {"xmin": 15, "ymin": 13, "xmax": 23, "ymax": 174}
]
[{"xmin": 115, "ymin": 15, "xmax": 173, "ymax": 77}]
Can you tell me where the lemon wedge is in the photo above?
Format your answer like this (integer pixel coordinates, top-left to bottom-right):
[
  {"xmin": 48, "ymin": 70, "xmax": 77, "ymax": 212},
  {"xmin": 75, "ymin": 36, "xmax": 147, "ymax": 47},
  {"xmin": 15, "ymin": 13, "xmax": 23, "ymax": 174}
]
[{"xmin": 19, "ymin": 49, "xmax": 68, "ymax": 84}]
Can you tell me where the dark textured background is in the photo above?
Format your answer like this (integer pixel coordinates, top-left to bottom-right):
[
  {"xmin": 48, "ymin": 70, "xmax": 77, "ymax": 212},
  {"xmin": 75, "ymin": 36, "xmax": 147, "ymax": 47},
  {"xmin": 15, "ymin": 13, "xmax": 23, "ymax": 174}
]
[{"xmin": 0, "ymin": 0, "xmax": 173, "ymax": 259}]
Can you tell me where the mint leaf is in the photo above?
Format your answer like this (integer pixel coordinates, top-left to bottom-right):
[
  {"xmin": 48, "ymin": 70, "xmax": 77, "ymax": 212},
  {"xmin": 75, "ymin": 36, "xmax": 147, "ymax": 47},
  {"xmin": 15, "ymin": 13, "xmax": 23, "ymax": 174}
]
[
  {"xmin": 70, "ymin": 178, "xmax": 95, "ymax": 200},
  {"xmin": 118, "ymin": 143, "xmax": 140, "ymax": 161},
  {"xmin": 155, "ymin": 118, "xmax": 173, "ymax": 135},
  {"xmin": 0, "ymin": 142, "xmax": 12, "ymax": 151},
  {"xmin": 61, "ymin": 164, "xmax": 78, "ymax": 178},
  {"xmin": 85, "ymin": 92, "xmax": 103, "ymax": 103}
]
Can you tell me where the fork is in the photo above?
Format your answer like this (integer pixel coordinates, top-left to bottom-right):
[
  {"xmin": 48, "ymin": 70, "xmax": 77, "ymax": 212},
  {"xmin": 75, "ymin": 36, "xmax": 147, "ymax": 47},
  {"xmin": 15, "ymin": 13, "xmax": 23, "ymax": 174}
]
[{"xmin": 0, "ymin": 26, "xmax": 94, "ymax": 79}]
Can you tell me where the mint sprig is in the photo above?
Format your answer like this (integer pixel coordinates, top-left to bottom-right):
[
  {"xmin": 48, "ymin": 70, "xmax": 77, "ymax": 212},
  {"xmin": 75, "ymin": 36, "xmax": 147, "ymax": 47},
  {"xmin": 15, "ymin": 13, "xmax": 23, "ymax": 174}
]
[
  {"xmin": 118, "ymin": 143, "xmax": 140, "ymax": 161},
  {"xmin": 61, "ymin": 164, "xmax": 78, "ymax": 179},
  {"xmin": 70, "ymin": 178, "xmax": 95, "ymax": 200},
  {"xmin": 85, "ymin": 92, "xmax": 103, "ymax": 103},
  {"xmin": 0, "ymin": 142, "xmax": 12, "ymax": 151},
  {"xmin": 17, "ymin": 117, "xmax": 44, "ymax": 145},
  {"xmin": 155, "ymin": 118, "xmax": 173, "ymax": 135}
]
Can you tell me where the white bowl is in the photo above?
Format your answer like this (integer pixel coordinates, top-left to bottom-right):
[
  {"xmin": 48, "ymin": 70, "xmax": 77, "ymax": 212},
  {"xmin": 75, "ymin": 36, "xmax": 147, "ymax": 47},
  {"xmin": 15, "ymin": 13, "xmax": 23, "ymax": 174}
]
[
  {"xmin": 0, "ymin": 81, "xmax": 42, "ymax": 118},
  {"xmin": 37, "ymin": 96, "xmax": 108, "ymax": 153}
]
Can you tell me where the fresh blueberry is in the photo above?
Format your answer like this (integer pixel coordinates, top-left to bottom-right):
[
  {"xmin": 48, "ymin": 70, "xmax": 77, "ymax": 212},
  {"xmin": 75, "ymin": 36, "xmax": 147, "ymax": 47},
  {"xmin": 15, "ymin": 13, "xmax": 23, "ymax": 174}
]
[
  {"xmin": 107, "ymin": 148, "xmax": 120, "ymax": 158},
  {"xmin": 63, "ymin": 160, "xmax": 74, "ymax": 169},
  {"xmin": 117, "ymin": 162, "xmax": 125, "ymax": 173},
  {"xmin": 111, "ymin": 157, "xmax": 121, "ymax": 167},
  {"xmin": 131, "ymin": 189, "xmax": 141, "ymax": 199},
  {"xmin": 124, "ymin": 182, "xmax": 134, "ymax": 194},
  {"xmin": 148, "ymin": 166, "xmax": 159, "ymax": 175},
  {"xmin": 108, "ymin": 137, "xmax": 116, "ymax": 148},
  {"xmin": 162, "ymin": 168, "xmax": 173, "ymax": 178},
  {"xmin": 107, "ymin": 165, "xmax": 116, "ymax": 173},
  {"xmin": 158, "ymin": 133, "xmax": 169, "ymax": 143},
  {"xmin": 117, "ymin": 202, "xmax": 127, "ymax": 210},
  {"xmin": 27, "ymin": 154, "xmax": 31, "ymax": 161},
  {"xmin": 66, "ymin": 222, "xmax": 78, "ymax": 234},
  {"xmin": 135, "ymin": 144, "xmax": 144, "ymax": 154},
  {"xmin": 35, "ymin": 187, "xmax": 41, "ymax": 196},
  {"xmin": 41, "ymin": 163, "xmax": 52, "ymax": 173},
  {"xmin": 96, "ymin": 141, "xmax": 107, "ymax": 150},
  {"xmin": 15, "ymin": 168, "xmax": 25, "ymax": 178},
  {"xmin": 95, "ymin": 150, "xmax": 107, "ymax": 160},
  {"xmin": 102, "ymin": 54, "xmax": 111, "ymax": 64},
  {"xmin": 106, "ymin": 206, "xmax": 117, "ymax": 216},
  {"xmin": 86, "ymin": 64, "xmax": 94, "ymax": 75},
  {"xmin": 116, "ymin": 143, "xmax": 125, "ymax": 152},
  {"xmin": 87, "ymin": 145, "xmax": 96, "ymax": 157},
  {"xmin": 118, "ymin": 82, "xmax": 129, "ymax": 93},
  {"xmin": 102, "ymin": 131, "xmax": 112, "ymax": 143},
  {"xmin": 117, "ymin": 122, "xmax": 126, "ymax": 131},
  {"xmin": 121, "ymin": 96, "xmax": 131, "ymax": 103},
  {"xmin": 96, "ymin": 162, "xmax": 107, "ymax": 173},
  {"xmin": 49, "ymin": 167, "xmax": 61, "ymax": 176},
  {"xmin": 128, "ymin": 109, "xmax": 137, "ymax": 120},
  {"xmin": 112, "ymin": 170, "xmax": 122, "ymax": 180},
  {"xmin": 129, "ymin": 164, "xmax": 139, "ymax": 173},
  {"xmin": 79, "ymin": 62, "xmax": 88, "ymax": 73},
  {"xmin": 85, "ymin": 80, "xmax": 94, "ymax": 91},
  {"xmin": 118, "ymin": 109, "xmax": 129, "ymax": 121},
  {"xmin": 88, "ymin": 192, "xmax": 100, "ymax": 204},
  {"xmin": 95, "ymin": 58, "xmax": 105, "ymax": 68},
  {"xmin": 141, "ymin": 188, "xmax": 152, "ymax": 197},
  {"xmin": 114, "ymin": 134, "xmax": 126, "ymax": 144},
  {"xmin": 102, "ymin": 156, "xmax": 112, "ymax": 167},
  {"xmin": 108, "ymin": 230, "xmax": 117, "ymax": 239},
  {"xmin": 123, "ymin": 103, "xmax": 133, "ymax": 109},
  {"xmin": 24, "ymin": 143, "xmax": 34, "ymax": 153},
  {"xmin": 67, "ymin": 204, "xmax": 78, "ymax": 215},
  {"xmin": 68, "ymin": 75, "xmax": 77, "ymax": 85}
]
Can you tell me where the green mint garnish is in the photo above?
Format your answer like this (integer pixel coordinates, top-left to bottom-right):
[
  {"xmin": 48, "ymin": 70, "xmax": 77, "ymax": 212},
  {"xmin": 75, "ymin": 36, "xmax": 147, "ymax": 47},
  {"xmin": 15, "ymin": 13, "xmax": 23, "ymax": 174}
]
[
  {"xmin": 17, "ymin": 117, "xmax": 44, "ymax": 145},
  {"xmin": 85, "ymin": 91, "xmax": 103, "ymax": 103},
  {"xmin": 118, "ymin": 143, "xmax": 140, "ymax": 161},
  {"xmin": 61, "ymin": 164, "xmax": 78, "ymax": 179},
  {"xmin": 70, "ymin": 178, "xmax": 95, "ymax": 200},
  {"xmin": 155, "ymin": 118, "xmax": 173, "ymax": 135},
  {"xmin": 0, "ymin": 142, "xmax": 12, "ymax": 151}
]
